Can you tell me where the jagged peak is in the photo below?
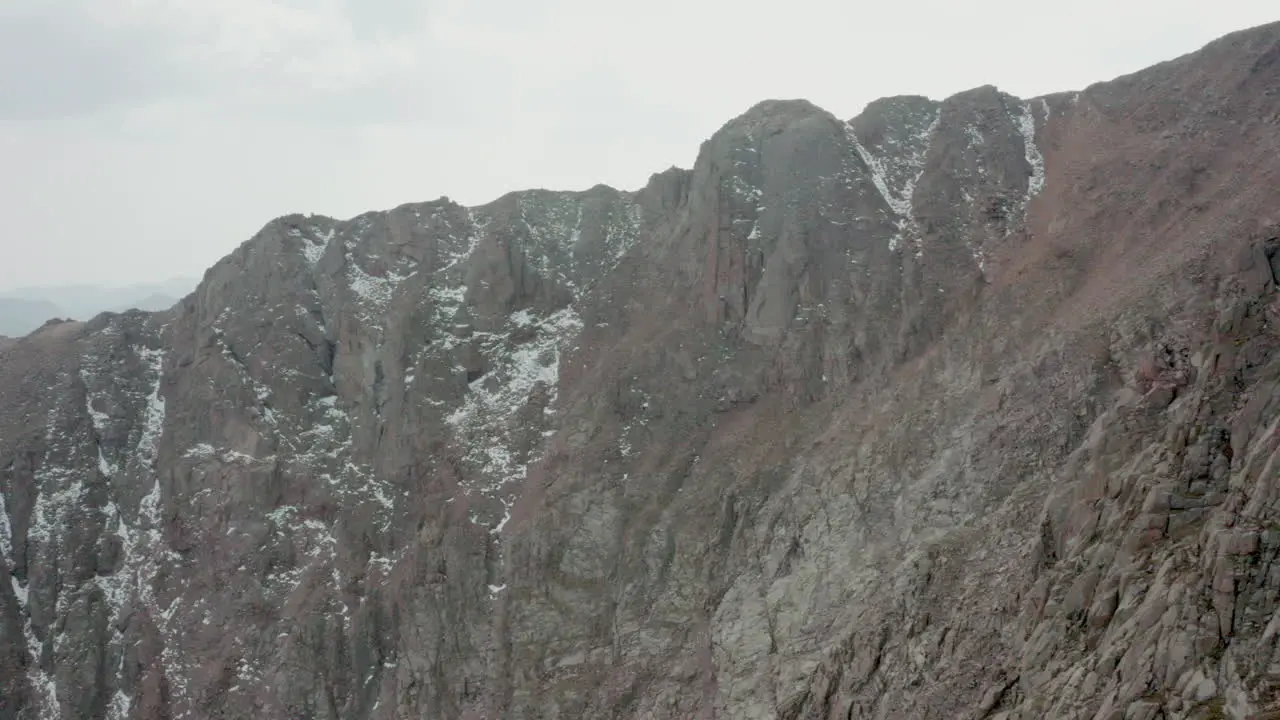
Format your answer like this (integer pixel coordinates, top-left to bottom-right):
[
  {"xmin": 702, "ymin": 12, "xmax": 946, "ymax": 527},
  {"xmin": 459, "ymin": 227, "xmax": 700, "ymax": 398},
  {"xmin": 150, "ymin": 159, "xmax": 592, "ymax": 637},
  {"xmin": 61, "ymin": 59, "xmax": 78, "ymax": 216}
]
[
  {"xmin": 848, "ymin": 89, "xmax": 1026, "ymax": 137},
  {"xmin": 387, "ymin": 196, "xmax": 463, "ymax": 215},
  {"xmin": 37, "ymin": 317, "xmax": 75, "ymax": 331},
  {"xmin": 714, "ymin": 98, "xmax": 841, "ymax": 141},
  {"xmin": 583, "ymin": 182, "xmax": 623, "ymax": 197},
  {"xmin": 938, "ymin": 84, "xmax": 1024, "ymax": 111},
  {"xmin": 647, "ymin": 165, "xmax": 689, "ymax": 181},
  {"xmin": 642, "ymin": 165, "xmax": 692, "ymax": 190},
  {"xmin": 850, "ymin": 94, "xmax": 940, "ymax": 123},
  {"xmin": 740, "ymin": 97, "xmax": 829, "ymax": 118},
  {"xmin": 848, "ymin": 95, "xmax": 943, "ymax": 150},
  {"xmin": 476, "ymin": 184, "xmax": 630, "ymax": 215}
]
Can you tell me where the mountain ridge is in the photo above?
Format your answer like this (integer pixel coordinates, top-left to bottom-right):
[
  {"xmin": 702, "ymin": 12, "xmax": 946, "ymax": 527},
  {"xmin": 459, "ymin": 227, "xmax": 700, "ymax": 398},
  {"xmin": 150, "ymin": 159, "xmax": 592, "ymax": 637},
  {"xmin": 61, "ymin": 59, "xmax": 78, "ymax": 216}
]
[
  {"xmin": 0, "ymin": 278, "xmax": 198, "ymax": 338},
  {"xmin": 2, "ymin": 19, "xmax": 1280, "ymax": 720}
]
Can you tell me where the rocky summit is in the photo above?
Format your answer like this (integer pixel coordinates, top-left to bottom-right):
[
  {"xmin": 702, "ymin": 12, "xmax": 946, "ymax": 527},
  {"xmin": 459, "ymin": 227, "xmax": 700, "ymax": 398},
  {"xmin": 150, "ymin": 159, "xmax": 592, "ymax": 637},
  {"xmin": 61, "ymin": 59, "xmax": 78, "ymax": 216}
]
[{"xmin": 4, "ymin": 21, "xmax": 1280, "ymax": 720}]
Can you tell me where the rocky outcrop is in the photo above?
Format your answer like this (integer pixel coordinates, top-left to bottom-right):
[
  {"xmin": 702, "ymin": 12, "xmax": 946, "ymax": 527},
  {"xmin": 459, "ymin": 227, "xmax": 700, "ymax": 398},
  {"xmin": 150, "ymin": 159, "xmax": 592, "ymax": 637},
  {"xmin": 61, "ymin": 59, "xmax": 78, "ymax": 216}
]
[{"xmin": 4, "ymin": 21, "xmax": 1280, "ymax": 720}]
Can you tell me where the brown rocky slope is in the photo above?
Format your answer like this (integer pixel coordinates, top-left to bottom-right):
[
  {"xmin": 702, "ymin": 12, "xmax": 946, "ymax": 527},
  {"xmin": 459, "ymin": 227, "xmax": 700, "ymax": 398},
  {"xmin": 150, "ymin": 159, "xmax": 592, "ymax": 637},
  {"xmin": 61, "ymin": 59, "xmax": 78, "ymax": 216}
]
[{"xmin": 4, "ymin": 20, "xmax": 1280, "ymax": 720}]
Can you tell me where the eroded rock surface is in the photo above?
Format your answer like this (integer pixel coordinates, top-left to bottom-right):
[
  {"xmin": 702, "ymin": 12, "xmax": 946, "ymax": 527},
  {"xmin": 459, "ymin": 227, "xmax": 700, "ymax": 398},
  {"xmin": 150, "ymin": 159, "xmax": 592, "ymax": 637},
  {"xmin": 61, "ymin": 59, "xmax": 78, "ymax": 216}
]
[{"xmin": 4, "ymin": 21, "xmax": 1280, "ymax": 720}]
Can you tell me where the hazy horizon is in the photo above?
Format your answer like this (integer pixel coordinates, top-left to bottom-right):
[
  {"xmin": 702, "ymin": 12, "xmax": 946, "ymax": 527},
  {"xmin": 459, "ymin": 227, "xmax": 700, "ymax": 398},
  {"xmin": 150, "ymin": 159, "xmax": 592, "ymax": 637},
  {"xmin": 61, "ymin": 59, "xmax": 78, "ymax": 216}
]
[
  {"xmin": 0, "ymin": 276, "xmax": 200, "ymax": 295},
  {"xmin": 0, "ymin": 1, "xmax": 1275, "ymax": 293}
]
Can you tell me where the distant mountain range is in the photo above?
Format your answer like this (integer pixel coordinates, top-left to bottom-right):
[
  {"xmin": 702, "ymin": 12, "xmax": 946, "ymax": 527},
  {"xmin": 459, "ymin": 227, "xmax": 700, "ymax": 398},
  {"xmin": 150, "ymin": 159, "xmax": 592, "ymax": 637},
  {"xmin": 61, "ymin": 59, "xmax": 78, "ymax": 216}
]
[{"xmin": 0, "ymin": 277, "xmax": 197, "ymax": 337}]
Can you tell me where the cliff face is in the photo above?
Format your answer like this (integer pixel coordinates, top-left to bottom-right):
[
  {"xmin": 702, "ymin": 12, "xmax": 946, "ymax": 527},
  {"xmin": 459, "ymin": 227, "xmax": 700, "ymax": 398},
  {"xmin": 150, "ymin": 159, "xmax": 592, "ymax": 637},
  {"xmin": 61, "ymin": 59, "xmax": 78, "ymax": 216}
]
[{"xmin": 4, "ymin": 22, "xmax": 1280, "ymax": 720}]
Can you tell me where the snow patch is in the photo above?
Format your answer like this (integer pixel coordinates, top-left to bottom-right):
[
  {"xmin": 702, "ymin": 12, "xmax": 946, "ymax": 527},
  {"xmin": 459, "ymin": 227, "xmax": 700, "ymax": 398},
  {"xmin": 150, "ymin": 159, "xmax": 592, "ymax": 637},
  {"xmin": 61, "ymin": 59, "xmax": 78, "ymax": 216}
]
[
  {"xmin": 280, "ymin": 393, "xmax": 396, "ymax": 531},
  {"xmin": 845, "ymin": 113, "xmax": 939, "ymax": 253},
  {"xmin": 971, "ymin": 245, "xmax": 987, "ymax": 274},
  {"xmin": 107, "ymin": 689, "xmax": 133, "ymax": 720},
  {"xmin": 262, "ymin": 510, "xmax": 340, "ymax": 597},
  {"xmin": 490, "ymin": 497, "xmax": 513, "ymax": 536},
  {"xmin": 0, "ymin": 490, "xmax": 14, "ymax": 589},
  {"xmin": 509, "ymin": 308, "xmax": 536, "ymax": 327},
  {"xmin": 184, "ymin": 443, "xmax": 216, "ymax": 460},
  {"xmin": 347, "ymin": 262, "xmax": 411, "ymax": 311},
  {"xmin": 139, "ymin": 479, "xmax": 162, "ymax": 543},
  {"xmin": 22, "ymin": 410, "xmax": 89, "ymax": 716},
  {"xmin": 28, "ymin": 470, "xmax": 84, "ymax": 553},
  {"xmin": 618, "ymin": 390, "xmax": 652, "ymax": 461},
  {"xmin": 1016, "ymin": 102, "xmax": 1046, "ymax": 198},
  {"xmin": 31, "ymin": 672, "xmax": 57, "ymax": 718},
  {"xmin": 299, "ymin": 227, "xmax": 335, "ymax": 265},
  {"xmin": 607, "ymin": 202, "xmax": 643, "ymax": 264},
  {"xmin": 368, "ymin": 553, "xmax": 395, "ymax": 574},
  {"xmin": 135, "ymin": 347, "xmax": 166, "ymax": 468},
  {"xmin": 98, "ymin": 448, "xmax": 116, "ymax": 477},
  {"xmin": 728, "ymin": 175, "xmax": 763, "ymax": 203},
  {"xmin": 847, "ymin": 119, "xmax": 932, "ymax": 217},
  {"xmin": 429, "ymin": 285, "xmax": 467, "ymax": 338},
  {"xmin": 440, "ymin": 209, "xmax": 484, "ymax": 272},
  {"xmin": 83, "ymin": 365, "xmax": 119, "ymax": 477},
  {"xmin": 446, "ymin": 306, "xmax": 583, "ymax": 505},
  {"xmin": 83, "ymin": 380, "xmax": 111, "ymax": 432}
]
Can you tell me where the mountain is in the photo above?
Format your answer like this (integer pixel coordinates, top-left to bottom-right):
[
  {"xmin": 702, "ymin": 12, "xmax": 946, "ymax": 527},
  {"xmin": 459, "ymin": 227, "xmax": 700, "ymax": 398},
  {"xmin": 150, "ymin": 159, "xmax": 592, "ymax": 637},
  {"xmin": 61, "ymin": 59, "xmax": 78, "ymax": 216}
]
[
  {"xmin": 0, "ymin": 297, "xmax": 63, "ymax": 338},
  {"xmin": 3, "ymin": 21, "xmax": 1280, "ymax": 720},
  {"xmin": 8, "ymin": 278, "xmax": 198, "ymax": 318},
  {"xmin": 113, "ymin": 292, "xmax": 182, "ymax": 314},
  {"xmin": 0, "ymin": 278, "xmax": 197, "ymax": 338}
]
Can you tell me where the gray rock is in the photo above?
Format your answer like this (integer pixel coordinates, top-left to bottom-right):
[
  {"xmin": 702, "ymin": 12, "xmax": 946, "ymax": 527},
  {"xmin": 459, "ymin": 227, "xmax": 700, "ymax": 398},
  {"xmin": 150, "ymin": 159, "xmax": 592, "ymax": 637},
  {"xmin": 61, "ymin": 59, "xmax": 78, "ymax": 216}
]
[{"xmin": 4, "ymin": 19, "xmax": 1280, "ymax": 720}]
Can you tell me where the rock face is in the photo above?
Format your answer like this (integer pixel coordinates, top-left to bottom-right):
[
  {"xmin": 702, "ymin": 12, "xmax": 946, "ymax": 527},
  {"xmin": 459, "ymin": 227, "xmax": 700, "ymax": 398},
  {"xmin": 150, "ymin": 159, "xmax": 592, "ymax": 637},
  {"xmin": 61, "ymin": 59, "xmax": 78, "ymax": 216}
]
[{"xmin": 4, "ymin": 22, "xmax": 1280, "ymax": 720}]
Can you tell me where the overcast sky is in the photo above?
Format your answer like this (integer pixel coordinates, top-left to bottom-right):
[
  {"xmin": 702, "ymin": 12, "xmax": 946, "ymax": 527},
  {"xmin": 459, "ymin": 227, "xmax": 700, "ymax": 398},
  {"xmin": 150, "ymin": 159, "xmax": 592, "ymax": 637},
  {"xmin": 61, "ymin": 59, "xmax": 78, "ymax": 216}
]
[{"xmin": 0, "ymin": 1, "xmax": 1274, "ymax": 292}]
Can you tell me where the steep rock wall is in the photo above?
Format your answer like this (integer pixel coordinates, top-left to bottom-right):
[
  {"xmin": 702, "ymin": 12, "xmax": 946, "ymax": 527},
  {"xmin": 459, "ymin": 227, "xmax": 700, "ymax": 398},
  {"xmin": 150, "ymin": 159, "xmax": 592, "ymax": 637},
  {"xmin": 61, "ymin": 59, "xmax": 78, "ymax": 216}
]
[{"xmin": 2, "ymin": 21, "xmax": 1280, "ymax": 720}]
